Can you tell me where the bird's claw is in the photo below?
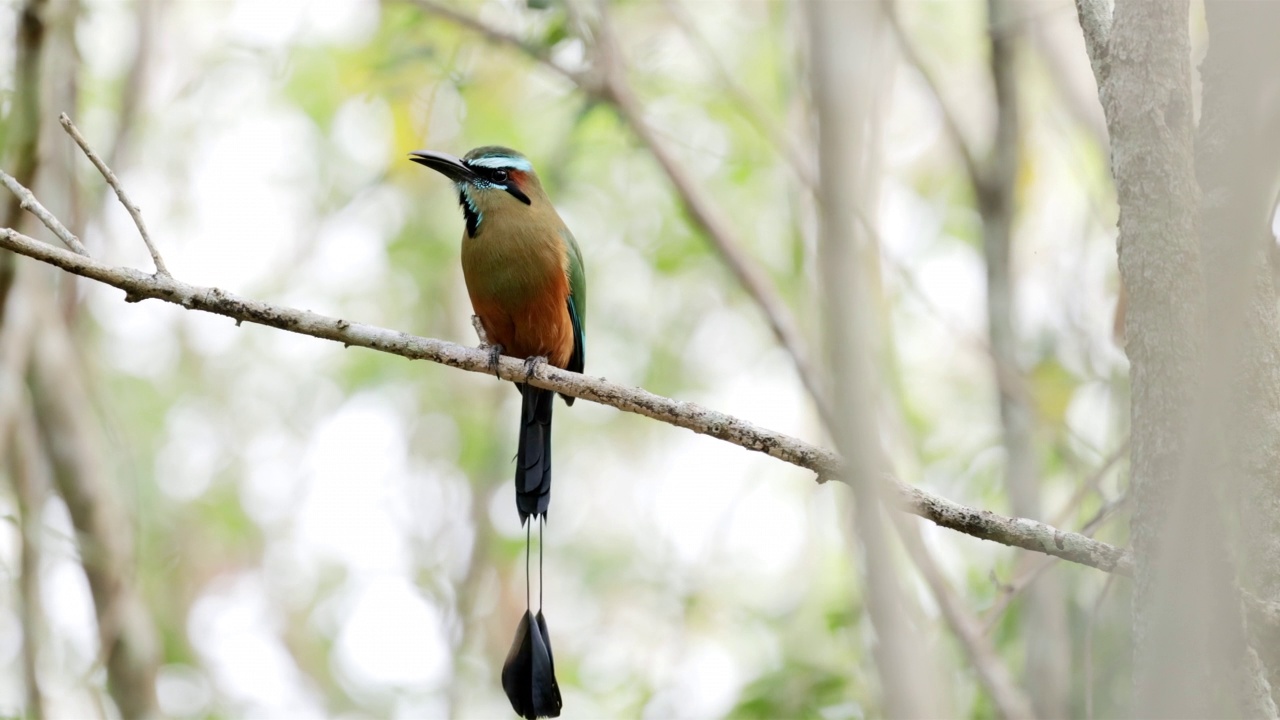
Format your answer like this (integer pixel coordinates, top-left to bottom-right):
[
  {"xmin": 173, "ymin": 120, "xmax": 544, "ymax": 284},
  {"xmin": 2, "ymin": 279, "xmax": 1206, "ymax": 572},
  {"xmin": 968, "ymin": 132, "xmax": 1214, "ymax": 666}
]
[
  {"xmin": 523, "ymin": 355, "xmax": 547, "ymax": 383},
  {"xmin": 487, "ymin": 344, "xmax": 505, "ymax": 380}
]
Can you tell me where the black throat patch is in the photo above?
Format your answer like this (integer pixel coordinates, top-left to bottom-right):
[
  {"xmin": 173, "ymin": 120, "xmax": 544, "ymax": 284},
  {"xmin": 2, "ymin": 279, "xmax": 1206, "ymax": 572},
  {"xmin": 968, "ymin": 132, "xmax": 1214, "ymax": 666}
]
[{"xmin": 458, "ymin": 189, "xmax": 481, "ymax": 237}]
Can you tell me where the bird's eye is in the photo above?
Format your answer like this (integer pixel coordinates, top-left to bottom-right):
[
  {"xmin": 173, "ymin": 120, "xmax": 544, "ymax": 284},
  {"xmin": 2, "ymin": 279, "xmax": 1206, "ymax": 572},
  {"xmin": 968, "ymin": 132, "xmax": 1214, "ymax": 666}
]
[{"xmin": 493, "ymin": 170, "xmax": 509, "ymax": 183}]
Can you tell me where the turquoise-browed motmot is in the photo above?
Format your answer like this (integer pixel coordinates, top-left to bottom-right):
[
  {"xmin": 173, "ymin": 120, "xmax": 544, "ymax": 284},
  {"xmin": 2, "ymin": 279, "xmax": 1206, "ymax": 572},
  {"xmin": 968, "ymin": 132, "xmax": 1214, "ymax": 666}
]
[{"xmin": 410, "ymin": 146, "xmax": 583, "ymax": 719}]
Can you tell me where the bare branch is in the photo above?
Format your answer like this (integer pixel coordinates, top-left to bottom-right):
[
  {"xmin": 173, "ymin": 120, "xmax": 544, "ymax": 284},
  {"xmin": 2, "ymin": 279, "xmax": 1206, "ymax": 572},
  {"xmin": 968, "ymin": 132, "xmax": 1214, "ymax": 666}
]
[
  {"xmin": 660, "ymin": 0, "xmax": 817, "ymax": 189},
  {"xmin": 59, "ymin": 114, "xmax": 169, "ymax": 277},
  {"xmin": 884, "ymin": 0, "xmax": 984, "ymax": 191},
  {"xmin": 590, "ymin": 2, "xmax": 831, "ymax": 428},
  {"xmin": 394, "ymin": 0, "xmax": 581, "ymax": 84},
  {"xmin": 894, "ymin": 476, "xmax": 1130, "ymax": 574},
  {"xmin": 29, "ymin": 291, "xmax": 159, "ymax": 719},
  {"xmin": 401, "ymin": 0, "xmax": 834, "ymax": 430},
  {"xmin": 0, "ymin": 170, "xmax": 89, "ymax": 256},
  {"xmin": 470, "ymin": 314, "xmax": 490, "ymax": 345},
  {"xmin": 12, "ymin": 403, "xmax": 49, "ymax": 720},
  {"xmin": 983, "ymin": 488, "xmax": 1128, "ymax": 633},
  {"xmin": 896, "ymin": 519, "xmax": 1035, "ymax": 719},
  {"xmin": 1050, "ymin": 439, "xmax": 1129, "ymax": 530},
  {"xmin": 0, "ymin": 223, "xmax": 1134, "ymax": 576}
]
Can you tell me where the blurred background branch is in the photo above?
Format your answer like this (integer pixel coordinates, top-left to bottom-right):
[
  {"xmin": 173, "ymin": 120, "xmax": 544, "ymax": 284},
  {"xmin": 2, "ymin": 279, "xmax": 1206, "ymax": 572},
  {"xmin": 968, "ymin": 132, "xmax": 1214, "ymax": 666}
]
[
  {"xmin": 12, "ymin": 399, "xmax": 48, "ymax": 720},
  {"xmin": 397, "ymin": 0, "xmax": 833, "ymax": 429},
  {"xmin": 1, "ymin": 0, "xmax": 162, "ymax": 714},
  {"xmin": 806, "ymin": 0, "xmax": 945, "ymax": 712},
  {"xmin": 30, "ymin": 292, "xmax": 161, "ymax": 719}
]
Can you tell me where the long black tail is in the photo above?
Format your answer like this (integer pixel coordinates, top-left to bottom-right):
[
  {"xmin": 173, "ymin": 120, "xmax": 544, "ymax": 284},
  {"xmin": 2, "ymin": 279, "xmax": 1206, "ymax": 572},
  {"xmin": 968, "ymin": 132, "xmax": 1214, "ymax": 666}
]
[
  {"xmin": 516, "ymin": 385, "xmax": 553, "ymax": 523},
  {"xmin": 504, "ymin": 390, "xmax": 562, "ymax": 718}
]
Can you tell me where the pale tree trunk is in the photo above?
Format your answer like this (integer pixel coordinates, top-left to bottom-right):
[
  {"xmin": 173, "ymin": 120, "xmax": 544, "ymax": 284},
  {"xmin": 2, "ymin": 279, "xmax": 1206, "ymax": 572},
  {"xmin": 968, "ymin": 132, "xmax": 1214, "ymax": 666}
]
[
  {"xmin": 1083, "ymin": 0, "xmax": 1268, "ymax": 714},
  {"xmin": 806, "ymin": 1, "xmax": 946, "ymax": 716},
  {"xmin": 1195, "ymin": 0, "xmax": 1280, "ymax": 711},
  {"xmin": 12, "ymin": 373, "xmax": 48, "ymax": 720},
  {"xmin": 979, "ymin": 1, "xmax": 1069, "ymax": 714}
]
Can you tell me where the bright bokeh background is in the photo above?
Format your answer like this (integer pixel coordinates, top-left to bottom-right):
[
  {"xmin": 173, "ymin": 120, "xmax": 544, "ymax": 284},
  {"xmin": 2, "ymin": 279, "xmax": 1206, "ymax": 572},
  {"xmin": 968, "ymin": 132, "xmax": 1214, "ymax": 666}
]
[{"xmin": 1, "ymin": 0, "xmax": 1136, "ymax": 717}]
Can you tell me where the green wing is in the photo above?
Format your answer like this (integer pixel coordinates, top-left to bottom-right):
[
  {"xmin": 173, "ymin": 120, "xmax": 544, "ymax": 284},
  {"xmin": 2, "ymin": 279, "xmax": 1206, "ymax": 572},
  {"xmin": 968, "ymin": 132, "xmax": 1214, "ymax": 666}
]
[{"xmin": 563, "ymin": 228, "xmax": 586, "ymax": 377}]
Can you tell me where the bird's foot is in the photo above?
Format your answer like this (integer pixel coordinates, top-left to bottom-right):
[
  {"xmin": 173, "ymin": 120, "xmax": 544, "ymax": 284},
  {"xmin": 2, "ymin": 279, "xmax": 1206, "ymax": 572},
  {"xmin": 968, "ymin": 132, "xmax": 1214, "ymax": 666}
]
[
  {"xmin": 487, "ymin": 344, "xmax": 505, "ymax": 380},
  {"xmin": 523, "ymin": 355, "xmax": 548, "ymax": 383}
]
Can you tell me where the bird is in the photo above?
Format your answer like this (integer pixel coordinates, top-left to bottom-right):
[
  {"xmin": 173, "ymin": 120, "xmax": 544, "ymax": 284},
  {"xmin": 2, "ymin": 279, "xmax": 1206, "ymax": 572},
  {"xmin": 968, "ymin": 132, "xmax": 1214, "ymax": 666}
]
[{"xmin": 410, "ymin": 146, "xmax": 584, "ymax": 719}]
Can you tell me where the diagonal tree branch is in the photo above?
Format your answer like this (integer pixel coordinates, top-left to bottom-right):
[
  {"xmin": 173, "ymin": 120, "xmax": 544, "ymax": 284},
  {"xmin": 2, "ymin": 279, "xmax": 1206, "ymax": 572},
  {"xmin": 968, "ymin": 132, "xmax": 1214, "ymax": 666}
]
[
  {"xmin": 895, "ymin": 517, "xmax": 1034, "ymax": 719},
  {"xmin": 884, "ymin": 0, "xmax": 984, "ymax": 192},
  {"xmin": 59, "ymin": 114, "xmax": 169, "ymax": 277},
  {"xmin": 396, "ymin": 0, "xmax": 582, "ymax": 84},
  {"xmin": 2, "ymin": 108, "xmax": 1134, "ymax": 624},
  {"xmin": 660, "ymin": 0, "xmax": 817, "ymax": 190},
  {"xmin": 0, "ymin": 170, "xmax": 89, "ymax": 256},
  {"xmin": 592, "ymin": 1, "xmax": 830, "ymax": 425},
  {"xmin": 29, "ymin": 293, "xmax": 160, "ymax": 719},
  {"xmin": 397, "ymin": 0, "xmax": 834, "ymax": 429},
  {"xmin": 0, "ymin": 222, "xmax": 1133, "ymax": 577}
]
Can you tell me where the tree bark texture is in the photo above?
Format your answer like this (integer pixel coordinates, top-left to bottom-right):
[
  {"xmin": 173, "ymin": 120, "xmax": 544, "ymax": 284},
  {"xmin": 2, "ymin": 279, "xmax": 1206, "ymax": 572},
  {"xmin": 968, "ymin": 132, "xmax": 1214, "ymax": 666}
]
[
  {"xmin": 1099, "ymin": 0, "xmax": 1248, "ymax": 714},
  {"xmin": 1196, "ymin": 0, "xmax": 1280, "ymax": 709}
]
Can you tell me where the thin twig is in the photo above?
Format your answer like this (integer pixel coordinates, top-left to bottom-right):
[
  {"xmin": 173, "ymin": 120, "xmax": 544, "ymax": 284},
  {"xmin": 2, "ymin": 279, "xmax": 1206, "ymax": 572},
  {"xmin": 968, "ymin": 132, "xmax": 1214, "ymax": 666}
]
[
  {"xmin": 395, "ymin": 0, "xmax": 582, "ymax": 85},
  {"xmin": 400, "ymin": 0, "xmax": 835, "ymax": 431},
  {"xmin": 0, "ymin": 170, "xmax": 89, "ymax": 256},
  {"xmin": 982, "ymin": 489, "xmax": 1128, "ymax": 633},
  {"xmin": 105, "ymin": 0, "xmax": 154, "ymax": 172},
  {"xmin": 884, "ymin": 0, "xmax": 984, "ymax": 191},
  {"xmin": 0, "ymin": 223, "xmax": 1135, "ymax": 576},
  {"xmin": 59, "ymin": 114, "xmax": 169, "ymax": 277},
  {"xmin": 979, "ymin": 441, "xmax": 1128, "ymax": 628},
  {"xmin": 896, "ymin": 517, "xmax": 1035, "ymax": 719},
  {"xmin": 590, "ymin": 1, "xmax": 833, "ymax": 429},
  {"xmin": 1049, "ymin": 439, "xmax": 1128, "ymax": 530},
  {"xmin": 660, "ymin": 0, "xmax": 817, "ymax": 189}
]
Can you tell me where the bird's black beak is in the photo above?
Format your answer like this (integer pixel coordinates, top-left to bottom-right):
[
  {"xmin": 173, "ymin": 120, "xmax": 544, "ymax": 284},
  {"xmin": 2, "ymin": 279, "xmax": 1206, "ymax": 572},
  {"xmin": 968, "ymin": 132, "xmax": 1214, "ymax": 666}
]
[{"xmin": 409, "ymin": 150, "xmax": 478, "ymax": 184}]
